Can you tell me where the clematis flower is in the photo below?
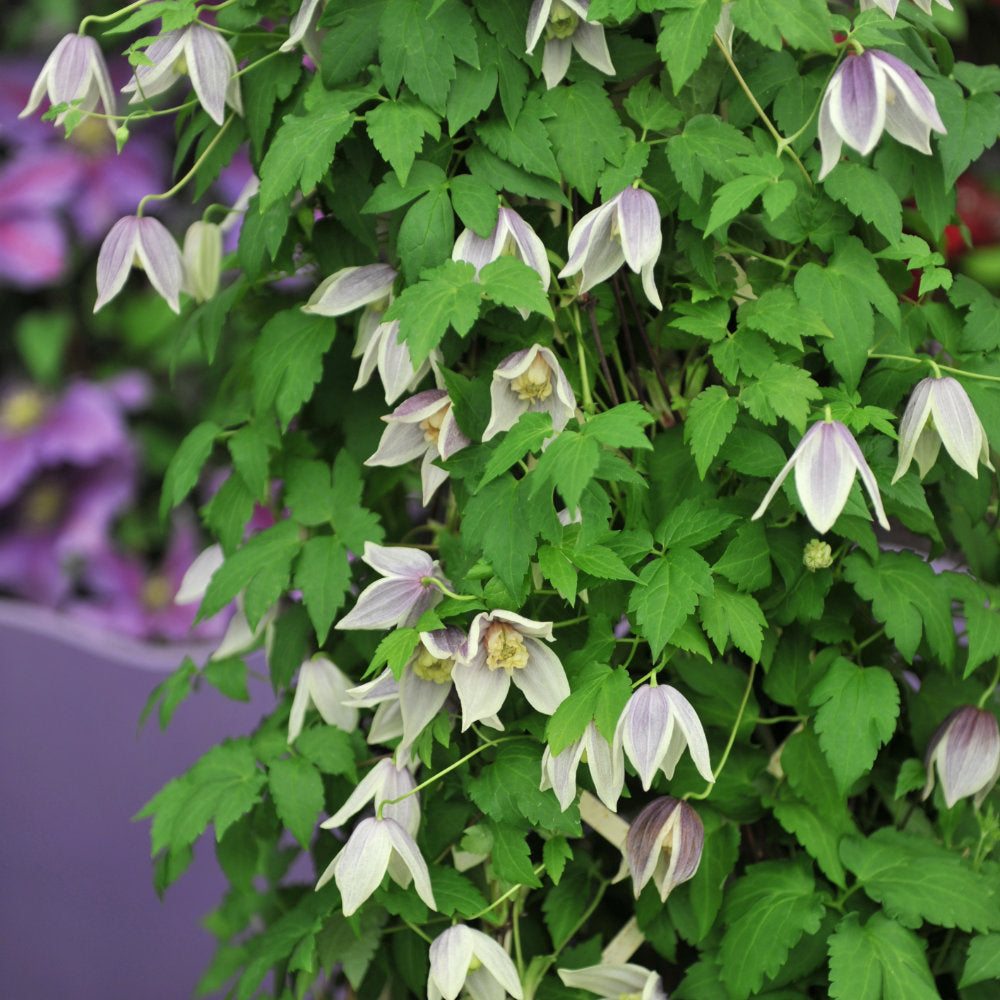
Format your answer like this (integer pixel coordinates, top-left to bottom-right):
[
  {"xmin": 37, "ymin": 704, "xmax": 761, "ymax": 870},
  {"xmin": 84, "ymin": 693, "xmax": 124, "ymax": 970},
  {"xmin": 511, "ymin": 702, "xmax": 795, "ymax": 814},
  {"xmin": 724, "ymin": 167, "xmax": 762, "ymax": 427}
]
[
  {"xmin": 121, "ymin": 23, "xmax": 243, "ymax": 127},
  {"xmin": 280, "ymin": 0, "xmax": 326, "ymax": 58},
  {"xmin": 558, "ymin": 186, "xmax": 662, "ymax": 309},
  {"xmin": 302, "ymin": 263, "xmax": 397, "ymax": 318},
  {"xmin": 817, "ymin": 50, "xmax": 946, "ymax": 181},
  {"xmin": 428, "ymin": 925, "xmax": 524, "ymax": 1000},
  {"xmin": 483, "ymin": 344, "xmax": 576, "ymax": 442},
  {"xmin": 615, "ymin": 684, "xmax": 714, "ymax": 790},
  {"xmin": 624, "ymin": 797, "xmax": 705, "ymax": 901},
  {"xmin": 750, "ymin": 416, "xmax": 890, "ymax": 535},
  {"xmin": 525, "ymin": 0, "xmax": 615, "ymax": 90},
  {"xmin": 558, "ymin": 963, "xmax": 667, "ymax": 1000},
  {"xmin": 452, "ymin": 207, "xmax": 550, "ymax": 319},
  {"xmin": 715, "ymin": 3, "xmax": 735, "ymax": 57},
  {"xmin": 365, "ymin": 390, "xmax": 470, "ymax": 506},
  {"xmin": 892, "ymin": 375, "xmax": 994, "ymax": 482},
  {"xmin": 321, "ymin": 757, "xmax": 420, "ymax": 835},
  {"xmin": 335, "ymin": 542, "xmax": 448, "ymax": 630},
  {"xmin": 288, "ymin": 655, "xmax": 359, "ymax": 743},
  {"xmin": 315, "ymin": 816, "xmax": 436, "ymax": 915},
  {"xmin": 922, "ymin": 706, "xmax": 1000, "ymax": 809},
  {"xmin": 94, "ymin": 214, "xmax": 184, "ymax": 313},
  {"xmin": 180, "ymin": 220, "xmax": 222, "ymax": 302},
  {"xmin": 860, "ymin": 0, "xmax": 953, "ymax": 16},
  {"xmin": 354, "ymin": 319, "xmax": 436, "ymax": 404},
  {"xmin": 453, "ymin": 610, "xmax": 570, "ymax": 730},
  {"xmin": 20, "ymin": 33, "xmax": 117, "ymax": 135},
  {"xmin": 541, "ymin": 721, "xmax": 624, "ymax": 811}
]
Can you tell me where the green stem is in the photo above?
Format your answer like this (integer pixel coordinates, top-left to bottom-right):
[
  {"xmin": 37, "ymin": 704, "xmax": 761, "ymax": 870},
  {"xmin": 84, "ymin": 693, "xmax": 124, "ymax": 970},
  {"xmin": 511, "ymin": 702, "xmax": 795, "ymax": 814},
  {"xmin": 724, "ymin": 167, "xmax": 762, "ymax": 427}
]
[
  {"xmin": 420, "ymin": 576, "xmax": 479, "ymax": 601},
  {"xmin": 137, "ymin": 115, "xmax": 234, "ymax": 216},
  {"xmin": 403, "ymin": 919, "xmax": 433, "ymax": 944},
  {"xmin": 976, "ymin": 660, "xmax": 1000, "ymax": 709},
  {"xmin": 688, "ymin": 660, "xmax": 757, "ymax": 799},
  {"xmin": 468, "ymin": 864, "xmax": 546, "ymax": 921},
  {"xmin": 869, "ymin": 353, "xmax": 1000, "ymax": 384},
  {"xmin": 79, "ymin": 0, "xmax": 150, "ymax": 33}
]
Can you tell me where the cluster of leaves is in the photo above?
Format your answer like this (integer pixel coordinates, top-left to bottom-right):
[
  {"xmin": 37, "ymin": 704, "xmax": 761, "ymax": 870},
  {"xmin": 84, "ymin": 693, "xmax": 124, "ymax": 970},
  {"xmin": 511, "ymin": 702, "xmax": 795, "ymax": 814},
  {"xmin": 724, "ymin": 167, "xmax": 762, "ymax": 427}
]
[{"xmin": 75, "ymin": 0, "xmax": 1000, "ymax": 997}]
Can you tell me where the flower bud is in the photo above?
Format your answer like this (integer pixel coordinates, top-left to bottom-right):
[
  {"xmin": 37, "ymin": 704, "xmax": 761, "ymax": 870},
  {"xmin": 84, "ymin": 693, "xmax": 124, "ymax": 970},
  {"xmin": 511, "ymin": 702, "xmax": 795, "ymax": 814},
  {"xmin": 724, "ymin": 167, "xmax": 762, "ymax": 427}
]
[
  {"xmin": 803, "ymin": 539, "xmax": 833, "ymax": 571},
  {"xmin": 181, "ymin": 220, "xmax": 222, "ymax": 302},
  {"xmin": 922, "ymin": 705, "xmax": 1000, "ymax": 809},
  {"xmin": 624, "ymin": 796, "xmax": 704, "ymax": 901}
]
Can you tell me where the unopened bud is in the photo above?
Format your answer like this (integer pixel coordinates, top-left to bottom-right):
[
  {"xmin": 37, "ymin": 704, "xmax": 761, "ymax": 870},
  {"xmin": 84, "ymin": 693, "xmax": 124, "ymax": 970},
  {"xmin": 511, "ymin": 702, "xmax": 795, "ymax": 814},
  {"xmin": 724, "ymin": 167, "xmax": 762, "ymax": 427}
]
[
  {"xmin": 922, "ymin": 705, "xmax": 1000, "ymax": 809},
  {"xmin": 624, "ymin": 796, "xmax": 704, "ymax": 901},
  {"xmin": 181, "ymin": 220, "xmax": 222, "ymax": 302},
  {"xmin": 803, "ymin": 538, "xmax": 833, "ymax": 571}
]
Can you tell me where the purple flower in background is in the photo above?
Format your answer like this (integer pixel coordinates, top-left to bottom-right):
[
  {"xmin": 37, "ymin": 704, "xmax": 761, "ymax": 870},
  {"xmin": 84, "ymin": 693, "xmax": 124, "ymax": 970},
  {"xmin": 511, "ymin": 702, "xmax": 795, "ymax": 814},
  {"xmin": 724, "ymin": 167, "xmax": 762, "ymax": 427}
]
[
  {"xmin": 483, "ymin": 344, "xmax": 576, "ymax": 441},
  {"xmin": 751, "ymin": 417, "xmax": 890, "ymax": 535},
  {"xmin": 817, "ymin": 50, "xmax": 946, "ymax": 181},
  {"xmin": 20, "ymin": 34, "xmax": 116, "ymax": 136},
  {"xmin": 559, "ymin": 186, "xmax": 662, "ymax": 309},
  {"xmin": 94, "ymin": 214, "xmax": 184, "ymax": 313},
  {"xmin": 335, "ymin": 542, "xmax": 448, "ymax": 631},
  {"xmin": 526, "ymin": 0, "xmax": 615, "ymax": 89},
  {"xmin": 122, "ymin": 23, "xmax": 243, "ymax": 126},
  {"xmin": 624, "ymin": 797, "xmax": 705, "ymax": 901},
  {"xmin": 922, "ymin": 706, "xmax": 1000, "ymax": 809}
]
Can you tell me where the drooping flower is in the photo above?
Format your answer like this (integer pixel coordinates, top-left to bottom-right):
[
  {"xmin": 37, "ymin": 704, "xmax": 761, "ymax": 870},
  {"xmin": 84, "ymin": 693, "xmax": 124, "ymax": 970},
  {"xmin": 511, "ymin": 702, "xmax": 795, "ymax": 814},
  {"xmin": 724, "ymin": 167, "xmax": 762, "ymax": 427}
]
[
  {"xmin": 615, "ymin": 684, "xmax": 714, "ymax": 790},
  {"xmin": 94, "ymin": 214, "xmax": 184, "ymax": 313},
  {"xmin": 428, "ymin": 925, "xmax": 524, "ymax": 1000},
  {"xmin": 558, "ymin": 186, "xmax": 662, "ymax": 309},
  {"xmin": 860, "ymin": 0, "xmax": 953, "ymax": 16},
  {"xmin": 302, "ymin": 263, "xmax": 398, "ymax": 318},
  {"xmin": 20, "ymin": 34, "xmax": 117, "ymax": 135},
  {"xmin": 541, "ymin": 721, "xmax": 624, "ymax": 811},
  {"xmin": 121, "ymin": 23, "xmax": 243, "ymax": 126},
  {"xmin": 922, "ymin": 706, "xmax": 1000, "ymax": 809},
  {"xmin": 315, "ymin": 816, "xmax": 436, "ymax": 915},
  {"xmin": 750, "ymin": 416, "xmax": 890, "ymax": 535},
  {"xmin": 452, "ymin": 207, "xmax": 550, "ymax": 319},
  {"xmin": 558, "ymin": 963, "xmax": 667, "ymax": 1000},
  {"xmin": 525, "ymin": 0, "xmax": 615, "ymax": 90},
  {"xmin": 279, "ymin": 0, "xmax": 326, "ymax": 58},
  {"xmin": 453, "ymin": 610, "xmax": 570, "ymax": 730},
  {"xmin": 892, "ymin": 375, "xmax": 994, "ymax": 482},
  {"xmin": 288, "ymin": 655, "xmax": 359, "ymax": 743},
  {"xmin": 817, "ymin": 49, "xmax": 946, "ymax": 181},
  {"xmin": 180, "ymin": 220, "xmax": 222, "ymax": 303},
  {"xmin": 624, "ymin": 797, "xmax": 705, "ymax": 901},
  {"xmin": 354, "ymin": 319, "xmax": 436, "ymax": 404},
  {"xmin": 335, "ymin": 542, "xmax": 449, "ymax": 631},
  {"xmin": 321, "ymin": 757, "xmax": 420, "ymax": 835},
  {"xmin": 715, "ymin": 3, "xmax": 735, "ymax": 57},
  {"xmin": 365, "ymin": 390, "xmax": 470, "ymax": 506},
  {"xmin": 483, "ymin": 344, "xmax": 576, "ymax": 442}
]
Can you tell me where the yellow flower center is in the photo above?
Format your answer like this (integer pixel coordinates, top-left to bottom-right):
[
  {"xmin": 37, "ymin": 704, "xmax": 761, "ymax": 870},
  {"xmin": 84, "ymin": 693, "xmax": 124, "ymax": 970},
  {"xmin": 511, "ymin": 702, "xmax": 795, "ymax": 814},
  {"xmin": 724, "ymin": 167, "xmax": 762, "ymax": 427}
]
[
  {"xmin": 886, "ymin": 84, "xmax": 896, "ymax": 106},
  {"xmin": 419, "ymin": 404, "xmax": 448, "ymax": 445},
  {"xmin": 548, "ymin": 1, "xmax": 580, "ymax": 38},
  {"xmin": 172, "ymin": 53, "xmax": 189, "ymax": 77},
  {"xmin": 142, "ymin": 574, "xmax": 172, "ymax": 611},
  {"xmin": 23, "ymin": 482, "xmax": 64, "ymax": 528},
  {"xmin": 1, "ymin": 388, "xmax": 47, "ymax": 431},
  {"xmin": 510, "ymin": 355, "xmax": 553, "ymax": 402},
  {"xmin": 412, "ymin": 646, "xmax": 453, "ymax": 684},
  {"xmin": 71, "ymin": 114, "xmax": 111, "ymax": 154},
  {"xmin": 467, "ymin": 955, "xmax": 483, "ymax": 973},
  {"xmin": 484, "ymin": 622, "xmax": 529, "ymax": 672}
]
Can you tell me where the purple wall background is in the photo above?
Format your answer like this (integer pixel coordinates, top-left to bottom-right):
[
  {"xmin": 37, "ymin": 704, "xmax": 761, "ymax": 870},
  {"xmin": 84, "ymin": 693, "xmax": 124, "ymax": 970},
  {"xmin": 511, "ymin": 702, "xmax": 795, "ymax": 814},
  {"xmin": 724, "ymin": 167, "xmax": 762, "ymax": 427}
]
[{"xmin": 0, "ymin": 602, "xmax": 271, "ymax": 999}]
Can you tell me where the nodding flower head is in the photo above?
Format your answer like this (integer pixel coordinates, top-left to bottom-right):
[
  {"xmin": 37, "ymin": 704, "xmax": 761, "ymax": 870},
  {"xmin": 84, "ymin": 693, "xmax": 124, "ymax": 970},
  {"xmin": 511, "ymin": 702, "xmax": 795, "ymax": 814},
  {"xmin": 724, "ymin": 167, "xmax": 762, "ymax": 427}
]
[
  {"xmin": 922, "ymin": 706, "xmax": 1000, "ymax": 809},
  {"xmin": 624, "ymin": 796, "xmax": 705, "ymax": 901}
]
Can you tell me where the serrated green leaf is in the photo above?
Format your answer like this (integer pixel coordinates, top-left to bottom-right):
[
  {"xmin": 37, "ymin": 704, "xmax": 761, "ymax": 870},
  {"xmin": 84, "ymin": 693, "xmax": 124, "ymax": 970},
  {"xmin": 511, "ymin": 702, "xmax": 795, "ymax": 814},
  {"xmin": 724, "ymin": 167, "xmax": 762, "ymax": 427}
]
[
  {"xmin": 478, "ymin": 411, "xmax": 553, "ymax": 489},
  {"xmin": 705, "ymin": 173, "xmax": 772, "ymax": 236},
  {"xmin": 462, "ymin": 474, "xmax": 536, "ymax": 593},
  {"xmin": 489, "ymin": 821, "xmax": 542, "ymax": 886},
  {"xmin": 739, "ymin": 285, "xmax": 831, "ymax": 351},
  {"xmin": 656, "ymin": 497, "xmax": 739, "ymax": 549},
  {"xmin": 449, "ymin": 173, "xmax": 500, "ymax": 236},
  {"xmin": 684, "ymin": 386, "xmax": 739, "ymax": 478},
  {"xmin": 538, "ymin": 544, "xmax": 579, "ymax": 604},
  {"xmin": 731, "ymin": 0, "xmax": 837, "ymax": 53},
  {"xmin": 296, "ymin": 726, "xmax": 358, "ymax": 781},
  {"xmin": 930, "ymin": 76, "xmax": 1000, "ymax": 188},
  {"xmin": 771, "ymin": 798, "xmax": 848, "ymax": 887},
  {"xmin": 160, "ymin": 420, "xmax": 219, "ymax": 518},
  {"xmin": 581, "ymin": 402, "xmax": 655, "ymax": 450},
  {"xmin": 963, "ymin": 599, "xmax": 1000, "ymax": 679},
  {"xmin": 447, "ymin": 61, "xmax": 498, "ymax": 135},
  {"xmin": 228, "ymin": 424, "xmax": 272, "ymax": 501},
  {"xmin": 530, "ymin": 431, "xmax": 602, "ymax": 513},
  {"xmin": 699, "ymin": 582, "xmax": 766, "ymax": 660},
  {"xmin": 319, "ymin": 0, "xmax": 385, "ymax": 88},
  {"xmin": 480, "ymin": 257, "xmax": 553, "ymax": 318},
  {"xmin": 543, "ymin": 836, "xmax": 573, "ymax": 886},
  {"xmin": 397, "ymin": 185, "xmax": 455, "ymax": 283},
  {"xmin": 656, "ymin": 0, "xmax": 723, "ymax": 94},
  {"xmin": 960, "ymin": 933, "xmax": 1000, "ymax": 988},
  {"xmin": 294, "ymin": 535, "xmax": 352, "ymax": 644},
  {"xmin": 623, "ymin": 76, "xmax": 683, "ymax": 132},
  {"xmin": 268, "ymin": 757, "xmax": 324, "ymax": 849},
  {"xmin": 713, "ymin": 521, "xmax": 772, "ymax": 592},
  {"xmin": 568, "ymin": 544, "xmax": 639, "ymax": 582},
  {"xmin": 477, "ymin": 97, "xmax": 560, "ymax": 180},
  {"xmin": 741, "ymin": 361, "xmax": 822, "ymax": 433},
  {"xmin": 429, "ymin": 867, "xmax": 490, "ymax": 918},
  {"xmin": 365, "ymin": 96, "xmax": 441, "ymax": 187},
  {"xmin": 823, "ymin": 162, "xmax": 903, "ymax": 245}
]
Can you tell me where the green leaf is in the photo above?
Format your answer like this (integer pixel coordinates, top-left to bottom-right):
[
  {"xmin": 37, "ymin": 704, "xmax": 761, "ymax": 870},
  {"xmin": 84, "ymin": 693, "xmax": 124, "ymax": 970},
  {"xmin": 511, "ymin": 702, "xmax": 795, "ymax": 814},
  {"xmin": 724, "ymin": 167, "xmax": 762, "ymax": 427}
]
[
  {"xmin": 259, "ymin": 85, "xmax": 371, "ymax": 209},
  {"xmin": 296, "ymin": 726, "xmax": 358, "ymax": 781},
  {"xmin": 362, "ymin": 160, "xmax": 447, "ymax": 213},
  {"xmin": 203, "ymin": 657, "xmax": 250, "ymax": 702},
  {"xmin": 462, "ymin": 475, "xmax": 537, "ymax": 594},
  {"xmin": 713, "ymin": 521, "xmax": 772, "ymax": 592},
  {"xmin": 294, "ymin": 535, "xmax": 352, "ymax": 644},
  {"xmin": 478, "ymin": 411, "xmax": 553, "ymax": 489},
  {"xmin": 546, "ymin": 663, "xmax": 615, "ymax": 754},
  {"xmin": 449, "ymin": 173, "xmax": 500, "ymax": 236},
  {"xmin": 568, "ymin": 544, "xmax": 639, "ymax": 582},
  {"xmin": 540, "ymin": 82, "xmax": 628, "ymax": 200},
  {"xmin": 843, "ymin": 551, "xmax": 956, "ymax": 667},
  {"xmin": 489, "ymin": 821, "xmax": 543, "ymax": 886},
  {"xmin": 828, "ymin": 912, "xmax": 939, "ymax": 1000},
  {"xmin": 771, "ymin": 798, "xmax": 848, "ymax": 888},
  {"xmin": 840, "ymin": 828, "xmax": 1000, "ymax": 932},
  {"xmin": 284, "ymin": 459, "xmax": 335, "ymax": 527},
  {"xmin": 251, "ymin": 309, "xmax": 336, "ymax": 429},
  {"xmin": 699, "ymin": 582, "xmax": 766, "ymax": 660},
  {"xmin": 810, "ymin": 659, "xmax": 900, "ymax": 793},
  {"xmin": 581, "ymin": 402, "xmax": 655, "ymax": 450},
  {"xmin": 477, "ymin": 97, "xmax": 560, "ymax": 180},
  {"xmin": 330, "ymin": 450, "xmax": 385, "ymax": 553},
  {"xmin": 530, "ymin": 431, "xmax": 602, "ymax": 513},
  {"xmin": 623, "ymin": 76, "xmax": 683, "ymax": 132},
  {"xmin": 228, "ymin": 424, "xmax": 272, "ymax": 501},
  {"xmin": 960, "ymin": 933, "xmax": 1000, "ymax": 988},
  {"xmin": 731, "ymin": 0, "xmax": 837, "ymax": 53},
  {"xmin": 930, "ymin": 76, "xmax": 1000, "ymax": 188},
  {"xmin": 667, "ymin": 115, "xmax": 756, "ymax": 201},
  {"xmin": 160, "ymin": 420, "xmax": 219, "ymax": 518},
  {"xmin": 739, "ymin": 285, "xmax": 832, "ymax": 351},
  {"xmin": 963, "ymin": 598, "xmax": 1000, "ymax": 679},
  {"xmin": 684, "ymin": 386, "xmax": 739, "ymax": 478},
  {"xmin": 383, "ymin": 260, "xmax": 481, "ymax": 365},
  {"xmin": 429, "ymin": 867, "xmax": 490, "ymax": 918},
  {"xmin": 718, "ymin": 859, "xmax": 828, "ymax": 1000},
  {"xmin": 823, "ymin": 162, "xmax": 904, "ymax": 245},
  {"xmin": 543, "ymin": 836, "xmax": 573, "ymax": 886},
  {"xmin": 538, "ymin": 545, "xmax": 579, "ymax": 604},
  {"xmin": 268, "ymin": 757, "xmax": 324, "ymax": 849},
  {"xmin": 368, "ymin": 627, "xmax": 420, "ymax": 681},
  {"xmin": 628, "ymin": 549, "xmax": 714, "ymax": 657},
  {"xmin": 319, "ymin": 0, "xmax": 385, "ymax": 88},
  {"xmin": 740, "ymin": 362, "xmax": 822, "ymax": 433},
  {"xmin": 705, "ymin": 173, "xmax": 772, "ymax": 236},
  {"xmin": 397, "ymin": 185, "xmax": 455, "ymax": 283},
  {"xmin": 447, "ymin": 62, "xmax": 498, "ymax": 135},
  {"xmin": 365, "ymin": 96, "xmax": 441, "ymax": 187},
  {"xmin": 656, "ymin": 497, "xmax": 739, "ymax": 549},
  {"xmin": 656, "ymin": 0, "xmax": 723, "ymax": 94},
  {"xmin": 480, "ymin": 257, "xmax": 554, "ymax": 319}
]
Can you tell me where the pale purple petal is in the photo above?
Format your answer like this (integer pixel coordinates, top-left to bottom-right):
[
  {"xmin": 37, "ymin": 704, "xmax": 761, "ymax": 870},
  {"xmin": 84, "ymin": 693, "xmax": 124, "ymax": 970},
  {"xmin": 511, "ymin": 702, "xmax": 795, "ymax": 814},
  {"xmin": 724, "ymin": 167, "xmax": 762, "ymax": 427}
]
[
  {"xmin": 438, "ymin": 405, "xmax": 471, "ymax": 461},
  {"xmin": 560, "ymin": 203, "xmax": 605, "ymax": 277},
  {"xmin": 571, "ymin": 20, "xmax": 615, "ymax": 76},
  {"xmin": 186, "ymin": 25, "xmax": 240, "ymax": 124},
  {"xmin": 345, "ymin": 668, "xmax": 399, "ymax": 708},
  {"xmin": 430, "ymin": 926, "xmax": 477, "ymax": 1000},
  {"xmin": 525, "ymin": 0, "xmax": 553, "ymax": 54},
  {"xmin": 929, "ymin": 377, "xmax": 983, "ymax": 477},
  {"xmin": 616, "ymin": 188, "xmax": 661, "ymax": 274},
  {"xmin": 288, "ymin": 672, "xmax": 312, "ymax": 744},
  {"xmin": 583, "ymin": 722, "xmax": 625, "ymax": 811},
  {"xmin": 817, "ymin": 88, "xmax": 844, "ymax": 181},
  {"xmin": 384, "ymin": 819, "xmax": 437, "ymax": 909},
  {"xmin": 542, "ymin": 38, "xmax": 572, "ymax": 89},
  {"xmin": 174, "ymin": 543, "xmax": 224, "ymax": 604},
  {"xmin": 892, "ymin": 377, "xmax": 935, "ymax": 483},
  {"xmin": 366, "ymin": 421, "xmax": 430, "ymax": 467},
  {"xmin": 663, "ymin": 686, "xmax": 713, "ymax": 781},
  {"xmin": 420, "ymin": 449, "xmax": 450, "ymax": 505},
  {"xmin": 134, "ymin": 216, "xmax": 184, "ymax": 313},
  {"xmin": 452, "ymin": 658, "xmax": 511, "ymax": 730},
  {"xmin": 541, "ymin": 738, "xmax": 586, "ymax": 810},
  {"xmin": 618, "ymin": 687, "xmax": 676, "ymax": 791},
  {"xmin": 559, "ymin": 965, "xmax": 654, "ymax": 996},
  {"xmin": 453, "ymin": 226, "xmax": 504, "ymax": 273},
  {"xmin": 794, "ymin": 422, "xmax": 855, "ymax": 534},
  {"xmin": 398, "ymin": 664, "xmax": 451, "ymax": 751},
  {"xmin": 830, "ymin": 422, "xmax": 890, "ymax": 531},
  {"xmin": 361, "ymin": 541, "xmax": 434, "ymax": 578},
  {"xmin": 471, "ymin": 934, "xmax": 524, "ymax": 999},
  {"xmin": 830, "ymin": 54, "xmax": 886, "ymax": 157},
  {"xmin": 328, "ymin": 818, "xmax": 392, "ymax": 912},
  {"xmin": 93, "ymin": 216, "xmax": 140, "ymax": 312},
  {"xmin": 336, "ymin": 576, "xmax": 428, "ymax": 630},
  {"xmin": 483, "ymin": 376, "xmax": 528, "ymax": 441},
  {"xmin": 303, "ymin": 263, "xmax": 398, "ymax": 316},
  {"xmin": 511, "ymin": 636, "xmax": 570, "ymax": 714},
  {"xmin": 123, "ymin": 31, "xmax": 187, "ymax": 100},
  {"xmin": 502, "ymin": 208, "xmax": 551, "ymax": 290},
  {"xmin": 873, "ymin": 51, "xmax": 946, "ymax": 135},
  {"xmin": 303, "ymin": 656, "xmax": 358, "ymax": 731}
]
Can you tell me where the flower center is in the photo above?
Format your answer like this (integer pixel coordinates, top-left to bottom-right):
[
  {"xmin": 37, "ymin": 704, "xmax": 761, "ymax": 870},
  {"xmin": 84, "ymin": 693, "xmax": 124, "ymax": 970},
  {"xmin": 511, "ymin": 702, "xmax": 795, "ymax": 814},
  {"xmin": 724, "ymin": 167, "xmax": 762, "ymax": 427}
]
[
  {"xmin": 142, "ymin": 574, "xmax": 172, "ymax": 611},
  {"xmin": 510, "ymin": 355, "xmax": 553, "ymax": 402},
  {"xmin": 1, "ymin": 388, "xmax": 47, "ymax": 432},
  {"xmin": 172, "ymin": 53, "xmax": 189, "ymax": 77},
  {"xmin": 467, "ymin": 955, "xmax": 483, "ymax": 973},
  {"xmin": 23, "ymin": 481, "xmax": 64, "ymax": 528},
  {"xmin": 484, "ymin": 622, "xmax": 529, "ymax": 672},
  {"xmin": 885, "ymin": 83, "xmax": 896, "ymax": 106},
  {"xmin": 412, "ymin": 646, "xmax": 453, "ymax": 684},
  {"xmin": 419, "ymin": 404, "xmax": 448, "ymax": 445},
  {"xmin": 71, "ymin": 114, "xmax": 111, "ymax": 154},
  {"xmin": 548, "ymin": 1, "xmax": 580, "ymax": 38}
]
